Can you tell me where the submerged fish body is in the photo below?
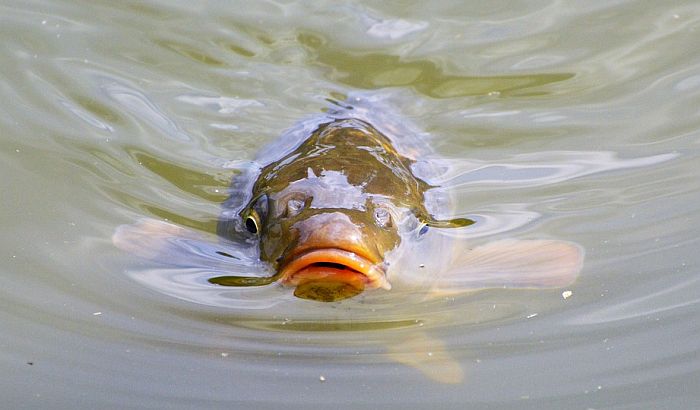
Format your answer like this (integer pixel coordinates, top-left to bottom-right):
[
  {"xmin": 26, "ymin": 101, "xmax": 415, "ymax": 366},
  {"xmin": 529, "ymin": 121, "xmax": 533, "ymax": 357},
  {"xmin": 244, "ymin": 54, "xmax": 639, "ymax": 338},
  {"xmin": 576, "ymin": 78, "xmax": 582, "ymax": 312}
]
[
  {"xmin": 112, "ymin": 96, "xmax": 584, "ymax": 383},
  {"xmin": 214, "ymin": 108, "xmax": 473, "ymax": 301},
  {"xmin": 113, "ymin": 96, "xmax": 583, "ymax": 303}
]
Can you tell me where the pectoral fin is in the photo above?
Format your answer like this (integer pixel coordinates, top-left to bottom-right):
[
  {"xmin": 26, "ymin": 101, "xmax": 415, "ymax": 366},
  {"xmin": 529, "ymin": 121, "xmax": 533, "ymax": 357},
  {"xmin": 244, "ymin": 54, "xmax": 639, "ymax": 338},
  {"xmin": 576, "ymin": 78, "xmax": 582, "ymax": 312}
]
[
  {"xmin": 112, "ymin": 218, "xmax": 253, "ymax": 269},
  {"xmin": 431, "ymin": 239, "xmax": 583, "ymax": 297}
]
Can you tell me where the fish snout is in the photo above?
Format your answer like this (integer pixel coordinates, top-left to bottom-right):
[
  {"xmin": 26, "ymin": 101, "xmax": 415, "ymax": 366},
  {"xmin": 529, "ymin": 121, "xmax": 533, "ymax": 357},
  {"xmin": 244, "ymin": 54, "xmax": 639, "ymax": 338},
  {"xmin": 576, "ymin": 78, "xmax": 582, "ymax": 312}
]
[
  {"xmin": 293, "ymin": 212, "xmax": 369, "ymax": 252},
  {"xmin": 279, "ymin": 211, "xmax": 390, "ymax": 302}
]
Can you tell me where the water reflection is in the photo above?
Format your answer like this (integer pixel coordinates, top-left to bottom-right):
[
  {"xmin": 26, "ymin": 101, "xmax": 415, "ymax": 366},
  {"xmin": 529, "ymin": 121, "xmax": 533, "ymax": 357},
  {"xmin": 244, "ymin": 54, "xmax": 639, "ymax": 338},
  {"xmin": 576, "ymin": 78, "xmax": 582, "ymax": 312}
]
[
  {"xmin": 102, "ymin": 80, "xmax": 192, "ymax": 141},
  {"xmin": 3, "ymin": 0, "xmax": 700, "ymax": 406},
  {"xmin": 570, "ymin": 274, "xmax": 700, "ymax": 325},
  {"xmin": 297, "ymin": 32, "xmax": 574, "ymax": 98},
  {"xmin": 428, "ymin": 151, "xmax": 678, "ymax": 188}
]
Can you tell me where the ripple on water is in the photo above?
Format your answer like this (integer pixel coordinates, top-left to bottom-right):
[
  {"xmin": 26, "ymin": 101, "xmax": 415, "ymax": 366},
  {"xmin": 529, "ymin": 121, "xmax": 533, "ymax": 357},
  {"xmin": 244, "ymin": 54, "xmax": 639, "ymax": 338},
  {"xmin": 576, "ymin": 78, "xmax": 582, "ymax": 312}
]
[{"xmin": 2, "ymin": 0, "xmax": 700, "ymax": 408}]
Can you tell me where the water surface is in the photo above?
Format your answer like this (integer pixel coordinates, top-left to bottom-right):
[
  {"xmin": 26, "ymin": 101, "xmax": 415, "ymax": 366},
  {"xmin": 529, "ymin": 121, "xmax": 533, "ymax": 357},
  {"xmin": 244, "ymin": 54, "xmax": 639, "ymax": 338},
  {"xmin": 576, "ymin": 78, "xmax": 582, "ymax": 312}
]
[{"xmin": 2, "ymin": 1, "xmax": 700, "ymax": 409}]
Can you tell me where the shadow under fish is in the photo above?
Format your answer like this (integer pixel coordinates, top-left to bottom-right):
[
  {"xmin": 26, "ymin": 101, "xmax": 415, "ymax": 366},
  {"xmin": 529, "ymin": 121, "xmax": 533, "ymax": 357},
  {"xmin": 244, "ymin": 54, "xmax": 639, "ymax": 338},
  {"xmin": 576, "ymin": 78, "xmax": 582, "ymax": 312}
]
[{"xmin": 113, "ymin": 96, "xmax": 584, "ymax": 382}]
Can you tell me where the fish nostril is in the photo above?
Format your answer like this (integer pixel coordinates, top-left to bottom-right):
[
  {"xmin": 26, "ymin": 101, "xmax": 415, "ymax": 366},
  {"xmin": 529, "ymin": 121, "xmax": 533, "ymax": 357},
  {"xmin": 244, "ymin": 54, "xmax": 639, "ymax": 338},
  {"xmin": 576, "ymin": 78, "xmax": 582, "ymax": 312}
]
[
  {"xmin": 373, "ymin": 207, "xmax": 392, "ymax": 228},
  {"xmin": 285, "ymin": 198, "xmax": 305, "ymax": 218}
]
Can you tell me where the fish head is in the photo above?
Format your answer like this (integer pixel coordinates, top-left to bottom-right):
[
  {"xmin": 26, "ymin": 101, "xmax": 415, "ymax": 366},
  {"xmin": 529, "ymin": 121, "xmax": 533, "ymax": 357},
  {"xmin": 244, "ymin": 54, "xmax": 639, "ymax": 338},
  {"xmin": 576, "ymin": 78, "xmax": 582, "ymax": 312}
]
[
  {"xmin": 240, "ymin": 173, "xmax": 415, "ymax": 302},
  {"xmin": 236, "ymin": 118, "xmax": 438, "ymax": 302}
]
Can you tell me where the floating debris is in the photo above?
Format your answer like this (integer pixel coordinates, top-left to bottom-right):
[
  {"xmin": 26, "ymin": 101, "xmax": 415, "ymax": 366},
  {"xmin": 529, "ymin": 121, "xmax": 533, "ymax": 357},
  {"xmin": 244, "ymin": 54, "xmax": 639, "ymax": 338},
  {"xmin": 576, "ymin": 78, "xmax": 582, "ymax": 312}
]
[{"xmin": 562, "ymin": 290, "xmax": 573, "ymax": 299}]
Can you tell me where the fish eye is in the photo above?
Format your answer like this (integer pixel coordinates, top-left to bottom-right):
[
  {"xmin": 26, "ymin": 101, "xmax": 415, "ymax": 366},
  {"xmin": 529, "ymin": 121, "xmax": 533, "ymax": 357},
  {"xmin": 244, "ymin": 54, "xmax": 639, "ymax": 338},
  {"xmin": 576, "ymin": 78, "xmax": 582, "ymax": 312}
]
[
  {"xmin": 244, "ymin": 211, "xmax": 260, "ymax": 234},
  {"xmin": 242, "ymin": 194, "xmax": 268, "ymax": 234},
  {"xmin": 374, "ymin": 207, "xmax": 392, "ymax": 229}
]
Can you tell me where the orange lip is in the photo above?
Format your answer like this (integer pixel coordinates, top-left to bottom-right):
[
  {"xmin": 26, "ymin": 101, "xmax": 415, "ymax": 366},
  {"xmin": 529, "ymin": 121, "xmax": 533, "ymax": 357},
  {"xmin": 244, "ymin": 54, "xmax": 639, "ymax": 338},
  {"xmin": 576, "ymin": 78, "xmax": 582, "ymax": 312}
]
[{"xmin": 279, "ymin": 248, "xmax": 391, "ymax": 290}]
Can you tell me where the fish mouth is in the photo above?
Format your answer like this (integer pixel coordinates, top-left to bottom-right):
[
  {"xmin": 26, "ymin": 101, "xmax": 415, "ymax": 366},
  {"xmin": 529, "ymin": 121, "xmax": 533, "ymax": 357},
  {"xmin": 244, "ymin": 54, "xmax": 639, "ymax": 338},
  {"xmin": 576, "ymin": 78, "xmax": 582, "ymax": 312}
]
[{"xmin": 279, "ymin": 249, "xmax": 390, "ymax": 302}]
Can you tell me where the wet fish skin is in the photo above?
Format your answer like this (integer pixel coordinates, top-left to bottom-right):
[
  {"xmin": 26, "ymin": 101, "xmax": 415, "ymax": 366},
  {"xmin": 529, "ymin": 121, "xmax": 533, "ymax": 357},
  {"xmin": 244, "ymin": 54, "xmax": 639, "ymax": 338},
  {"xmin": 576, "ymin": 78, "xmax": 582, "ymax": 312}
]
[{"xmin": 225, "ymin": 118, "xmax": 436, "ymax": 298}]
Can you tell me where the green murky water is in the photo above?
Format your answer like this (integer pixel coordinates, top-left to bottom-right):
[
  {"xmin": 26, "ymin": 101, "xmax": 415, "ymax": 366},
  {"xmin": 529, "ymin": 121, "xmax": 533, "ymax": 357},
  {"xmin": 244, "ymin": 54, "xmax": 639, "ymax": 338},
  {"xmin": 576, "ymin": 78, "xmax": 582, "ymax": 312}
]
[{"xmin": 2, "ymin": 1, "xmax": 700, "ymax": 409}]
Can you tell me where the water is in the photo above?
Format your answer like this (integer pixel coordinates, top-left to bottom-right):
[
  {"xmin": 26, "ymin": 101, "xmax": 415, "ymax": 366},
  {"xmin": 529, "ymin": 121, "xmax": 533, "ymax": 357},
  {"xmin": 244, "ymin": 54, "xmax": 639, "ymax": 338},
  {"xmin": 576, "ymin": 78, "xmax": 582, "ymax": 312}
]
[{"xmin": 2, "ymin": 1, "xmax": 700, "ymax": 408}]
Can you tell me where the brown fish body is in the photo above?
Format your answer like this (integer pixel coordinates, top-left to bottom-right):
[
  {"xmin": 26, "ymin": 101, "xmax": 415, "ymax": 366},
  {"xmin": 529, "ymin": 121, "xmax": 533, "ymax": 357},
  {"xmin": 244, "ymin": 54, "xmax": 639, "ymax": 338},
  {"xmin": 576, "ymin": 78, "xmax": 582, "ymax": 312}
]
[{"xmin": 221, "ymin": 117, "xmax": 441, "ymax": 301}]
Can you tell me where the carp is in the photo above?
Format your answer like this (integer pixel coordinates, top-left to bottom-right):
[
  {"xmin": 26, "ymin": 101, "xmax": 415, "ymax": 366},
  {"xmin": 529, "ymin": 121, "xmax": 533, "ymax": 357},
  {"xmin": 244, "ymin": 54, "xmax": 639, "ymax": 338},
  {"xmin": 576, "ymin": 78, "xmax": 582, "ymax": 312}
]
[
  {"xmin": 113, "ymin": 96, "xmax": 583, "ymax": 383},
  {"xmin": 114, "ymin": 97, "xmax": 582, "ymax": 303}
]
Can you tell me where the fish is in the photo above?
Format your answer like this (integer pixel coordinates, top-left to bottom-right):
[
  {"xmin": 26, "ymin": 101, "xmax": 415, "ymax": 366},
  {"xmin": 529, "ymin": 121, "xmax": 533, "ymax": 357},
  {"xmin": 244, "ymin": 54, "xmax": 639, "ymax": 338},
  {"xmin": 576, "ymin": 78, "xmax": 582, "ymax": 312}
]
[
  {"xmin": 207, "ymin": 98, "xmax": 580, "ymax": 302},
  {"xmin": 210, "ymin": 112, "xmax": 476, "ymax": 302},
  {"xmin": 113, "ymin": 95, "xmax": 583, "ymax": 382}
]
